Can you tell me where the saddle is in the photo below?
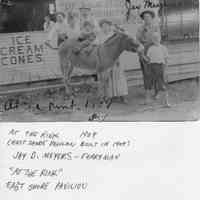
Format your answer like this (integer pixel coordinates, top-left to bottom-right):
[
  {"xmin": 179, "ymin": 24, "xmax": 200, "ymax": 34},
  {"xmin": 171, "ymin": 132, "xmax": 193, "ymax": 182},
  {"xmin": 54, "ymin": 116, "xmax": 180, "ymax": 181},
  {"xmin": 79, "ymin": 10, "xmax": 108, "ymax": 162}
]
[
  {"xmin": 73, "ymin": 32, "xmax": 96, "ymax": 55},
  {"xmin": 74, "ymin": 40, "xmax": 96, "ymax": 55}
]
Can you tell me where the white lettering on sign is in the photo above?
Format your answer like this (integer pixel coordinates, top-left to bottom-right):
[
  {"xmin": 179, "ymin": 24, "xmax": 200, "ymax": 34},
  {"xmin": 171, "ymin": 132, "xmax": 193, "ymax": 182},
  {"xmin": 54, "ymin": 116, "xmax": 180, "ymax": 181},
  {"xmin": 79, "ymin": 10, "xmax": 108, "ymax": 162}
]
[{"xmin": 0, "ymin": 34, "xmax": 44, "ymax": 67}]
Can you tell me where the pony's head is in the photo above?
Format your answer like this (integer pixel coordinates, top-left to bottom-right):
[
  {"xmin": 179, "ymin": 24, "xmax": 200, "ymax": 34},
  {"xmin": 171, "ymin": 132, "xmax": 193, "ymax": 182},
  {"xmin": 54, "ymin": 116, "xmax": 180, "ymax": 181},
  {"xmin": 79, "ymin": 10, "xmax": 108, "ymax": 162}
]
[
  {"xmin": 119, "ymin": 32, "xmax": 141, "ymax": 53},
  {"xmin": 103, "ymin": 31, "xmax": 142, "ymax": 54}
]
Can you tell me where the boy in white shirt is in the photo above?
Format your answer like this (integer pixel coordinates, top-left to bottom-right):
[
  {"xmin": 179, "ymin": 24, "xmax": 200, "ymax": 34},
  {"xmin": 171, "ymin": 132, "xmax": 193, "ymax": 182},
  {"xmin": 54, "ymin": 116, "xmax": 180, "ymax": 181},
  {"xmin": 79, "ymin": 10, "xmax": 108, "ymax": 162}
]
[{"xmin": 146, "ymin": 32, "xmax": 171, "ymax": 107}]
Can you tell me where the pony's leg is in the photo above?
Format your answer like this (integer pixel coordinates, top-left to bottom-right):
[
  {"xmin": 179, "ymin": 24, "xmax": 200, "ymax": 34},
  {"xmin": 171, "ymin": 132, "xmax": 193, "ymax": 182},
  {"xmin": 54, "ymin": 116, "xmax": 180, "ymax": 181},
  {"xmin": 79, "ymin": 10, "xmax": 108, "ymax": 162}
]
[
  {"xmin": 60, "ymin": 55, "xmax": 72, "ymax": 99},
  {"xmin": 97, "ymin": 73, "xmax": 105, "ymax": 99},
  {"xmin": 67, "ymin": 61, "xmax": 74, "ymax": 91},
  {"xmin": 163, "ymin": 91, "xmax": 171, "ymax": 108},
  {"xmin": 64, "ymin": 60, "xmax": 74, "ymax": 99},
  {"xmin": 97, "ymin": 72, "xmax": 112, "ymax": 110}
]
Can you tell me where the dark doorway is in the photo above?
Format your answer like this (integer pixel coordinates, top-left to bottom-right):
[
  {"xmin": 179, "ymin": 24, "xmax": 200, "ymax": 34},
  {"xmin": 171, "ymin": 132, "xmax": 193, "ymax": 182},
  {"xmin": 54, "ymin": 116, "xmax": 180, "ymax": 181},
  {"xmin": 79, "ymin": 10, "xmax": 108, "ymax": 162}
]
[{"xmin": 0, "ymin": 0, "xmax": 55, "ymax": 33}]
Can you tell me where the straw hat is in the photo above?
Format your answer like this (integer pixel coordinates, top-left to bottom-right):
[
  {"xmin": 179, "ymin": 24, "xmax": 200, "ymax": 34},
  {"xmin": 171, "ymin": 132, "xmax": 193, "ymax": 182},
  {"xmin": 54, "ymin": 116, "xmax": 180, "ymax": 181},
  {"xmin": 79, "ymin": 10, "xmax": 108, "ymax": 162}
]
[
  {"xmin": 83, "ymin": 21, "xmax": 94, "ymax": 28},
  {"xmin": 140, "ymin": 9, "xmax": 155, "ymax": 19},
  {"xmin": 99, "ymin": 19, "xmax": 112, "ymax": 27},
  {"xmin": 56, "ymin": 12, "xmax": 65, "ymax": 18},
  {"xmin": 79, "ymin": 2, "xmax": 91, "ymax": 10}
]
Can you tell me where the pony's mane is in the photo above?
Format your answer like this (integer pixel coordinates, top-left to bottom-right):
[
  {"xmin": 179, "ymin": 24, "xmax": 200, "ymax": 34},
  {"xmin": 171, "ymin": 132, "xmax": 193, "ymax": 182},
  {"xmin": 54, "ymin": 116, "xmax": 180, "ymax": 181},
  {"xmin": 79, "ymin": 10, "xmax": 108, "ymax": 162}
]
[{"xmin": 103, "ymin": 32, "xmax": 126, "ymax": 47}]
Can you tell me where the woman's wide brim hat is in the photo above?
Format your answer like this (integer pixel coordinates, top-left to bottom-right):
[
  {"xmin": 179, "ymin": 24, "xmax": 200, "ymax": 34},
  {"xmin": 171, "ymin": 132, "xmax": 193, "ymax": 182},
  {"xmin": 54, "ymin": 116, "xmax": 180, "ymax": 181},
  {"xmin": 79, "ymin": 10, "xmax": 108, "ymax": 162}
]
[
  {"xmin": 56, "ymin": 12, "xmax": 65, "ymax": 18},
  {"xmin": 79, "ymin": 7, "xmax": 91, "ymax": 10},
  {"xmin": 140, "ymin": 9, "xmax": 155, "ymax": 19},
  {"xmin": 79, "ymin": 2, "xmax": 91, "ymax": 10},
  {"xmin": 99, "ymin": 19, "xmax": 112, "ymax": 27},
  {"xmin": 83, "ymin": 21, "xmax": 94, "ymax": 28}
]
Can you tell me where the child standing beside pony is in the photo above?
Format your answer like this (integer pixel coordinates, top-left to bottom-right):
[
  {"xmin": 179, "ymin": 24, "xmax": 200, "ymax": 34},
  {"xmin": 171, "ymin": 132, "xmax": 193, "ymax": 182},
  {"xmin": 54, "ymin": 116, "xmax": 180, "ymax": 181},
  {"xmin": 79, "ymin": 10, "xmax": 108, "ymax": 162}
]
[{"xmin": 145, "ymin": 32, "xmax": 171, "ymax": 107}]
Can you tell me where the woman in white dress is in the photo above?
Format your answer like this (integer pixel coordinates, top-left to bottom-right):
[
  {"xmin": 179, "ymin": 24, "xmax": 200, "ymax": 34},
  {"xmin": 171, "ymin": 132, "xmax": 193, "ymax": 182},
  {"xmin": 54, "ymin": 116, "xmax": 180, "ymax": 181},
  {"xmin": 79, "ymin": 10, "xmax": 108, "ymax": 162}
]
[{"xmin": 97, "ymin": 19, "xmax": 128, "ymax": 103}]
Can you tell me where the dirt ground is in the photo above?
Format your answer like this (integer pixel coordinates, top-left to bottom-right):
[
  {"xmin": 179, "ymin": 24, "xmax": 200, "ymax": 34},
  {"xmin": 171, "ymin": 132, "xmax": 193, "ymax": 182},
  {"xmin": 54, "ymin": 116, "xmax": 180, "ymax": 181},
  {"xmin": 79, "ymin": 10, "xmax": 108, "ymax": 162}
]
[{"xmin": 0, "ymin": 79, "xmax": 199, "ymax": 122}]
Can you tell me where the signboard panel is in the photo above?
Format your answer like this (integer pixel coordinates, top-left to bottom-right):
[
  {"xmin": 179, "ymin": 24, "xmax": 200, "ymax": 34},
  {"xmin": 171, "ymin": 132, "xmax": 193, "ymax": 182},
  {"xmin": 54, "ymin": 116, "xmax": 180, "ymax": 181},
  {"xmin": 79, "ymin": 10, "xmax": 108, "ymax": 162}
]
[
  {"xmin": 0, "ymin": 31, "xmax": 61, "ymax": 85},
  {"xmin": 0, "ymin": 33, "xmax": 45, "ymax": 68}
]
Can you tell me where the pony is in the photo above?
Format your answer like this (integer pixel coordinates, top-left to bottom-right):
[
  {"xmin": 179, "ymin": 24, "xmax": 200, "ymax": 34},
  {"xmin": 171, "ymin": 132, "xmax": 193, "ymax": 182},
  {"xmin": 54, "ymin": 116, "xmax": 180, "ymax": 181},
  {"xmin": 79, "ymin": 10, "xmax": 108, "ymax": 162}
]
[{"xmin": 58, "ymin": 31, "xmax": 143, "ymax": 98}]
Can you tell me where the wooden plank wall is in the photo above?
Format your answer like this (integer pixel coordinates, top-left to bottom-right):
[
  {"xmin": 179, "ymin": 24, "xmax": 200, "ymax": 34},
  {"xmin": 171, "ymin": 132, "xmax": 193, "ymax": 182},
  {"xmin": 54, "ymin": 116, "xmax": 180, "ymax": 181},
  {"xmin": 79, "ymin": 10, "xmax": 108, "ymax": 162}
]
[
  {"xmin": 0, "ymin": 31, "xmax": 199, "ymax": 88},
  {"xmin": 0, "ymin": 31, "xmax": 61, "ymax": 85}
]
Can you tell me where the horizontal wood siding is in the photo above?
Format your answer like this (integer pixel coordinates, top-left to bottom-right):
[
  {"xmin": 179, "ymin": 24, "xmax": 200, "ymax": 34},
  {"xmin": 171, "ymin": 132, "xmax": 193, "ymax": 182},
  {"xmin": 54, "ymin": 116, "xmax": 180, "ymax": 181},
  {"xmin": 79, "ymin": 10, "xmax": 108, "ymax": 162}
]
[
  {"xmin": 0, "ymin": 31, "xmax": 199, "ymax": 89},
  {"xmin": 0, "ymin": 31, "xmax": 61, "ymax": 85}
]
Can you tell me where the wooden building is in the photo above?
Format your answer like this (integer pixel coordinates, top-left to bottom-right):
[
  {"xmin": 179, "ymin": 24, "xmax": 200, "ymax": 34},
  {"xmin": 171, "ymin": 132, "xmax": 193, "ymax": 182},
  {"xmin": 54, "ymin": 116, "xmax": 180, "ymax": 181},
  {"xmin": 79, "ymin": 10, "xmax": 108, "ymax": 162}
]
[
  {"xmin": 161, "ymin": 0, "xmax": 199, "ymax": 40},
  {"xmin": 0, "ymin": 0, "xmax": 199, "ymax": 93},
  {"xmin": 56, "ymin": 0, "xmax": 199, "ymax": 41},
  {"xmin": 1, "ymin": 0, "xmax": 198, "ymax": 39}
]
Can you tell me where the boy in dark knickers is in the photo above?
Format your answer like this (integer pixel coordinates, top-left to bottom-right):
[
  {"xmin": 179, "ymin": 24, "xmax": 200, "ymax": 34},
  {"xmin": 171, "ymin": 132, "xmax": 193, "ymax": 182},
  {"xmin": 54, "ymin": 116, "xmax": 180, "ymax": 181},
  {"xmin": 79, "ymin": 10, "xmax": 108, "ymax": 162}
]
[
  {"xmin": 146, "ymin": 32, "xmax": 171, "ymax": 107},
  {"xmin": 136, "ymin": 9, "xmax": 160, "ymax": 104}
]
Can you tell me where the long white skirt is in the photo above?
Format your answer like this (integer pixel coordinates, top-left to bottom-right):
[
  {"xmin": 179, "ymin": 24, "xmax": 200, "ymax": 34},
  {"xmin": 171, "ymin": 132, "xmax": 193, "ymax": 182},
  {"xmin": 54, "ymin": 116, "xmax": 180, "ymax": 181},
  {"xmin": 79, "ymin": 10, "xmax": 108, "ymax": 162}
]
[{"xmin": 106, "ymin": 60, "xmax": 128, "ymax": 98}]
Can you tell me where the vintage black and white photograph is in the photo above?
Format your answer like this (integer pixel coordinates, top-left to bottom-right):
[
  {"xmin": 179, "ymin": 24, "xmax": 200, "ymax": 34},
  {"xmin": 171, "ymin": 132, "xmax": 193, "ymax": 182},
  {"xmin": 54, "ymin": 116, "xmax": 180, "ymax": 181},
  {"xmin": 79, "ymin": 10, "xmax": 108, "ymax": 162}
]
[{"xmin": 0, "ymin": 0, "xmax": 199, "ymax": 121}]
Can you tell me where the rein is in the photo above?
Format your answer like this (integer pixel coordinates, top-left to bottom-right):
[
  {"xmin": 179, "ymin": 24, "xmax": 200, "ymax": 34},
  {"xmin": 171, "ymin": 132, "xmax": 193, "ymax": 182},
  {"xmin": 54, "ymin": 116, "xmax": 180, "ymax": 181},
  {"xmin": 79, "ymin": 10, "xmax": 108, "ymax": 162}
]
[
  {"xmin": 45, "ymin": 42, "xmax": 59, "ymax": 50},
  {"xmin": 103, "ymin": 33, "xmax": 119, "ymax": 46}
]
